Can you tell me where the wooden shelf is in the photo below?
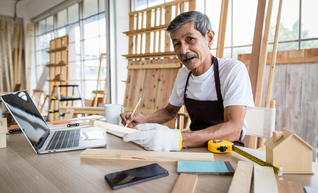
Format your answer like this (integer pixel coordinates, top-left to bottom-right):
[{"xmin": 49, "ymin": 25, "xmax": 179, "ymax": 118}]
[
  {"xmin": 47, "ymin": 46, "xmax": 68, "ymax": 53},
  {"xmin": 46, "ymin": 80, "xmax": 66, "ymax": 82},
  {"xmin": 46, "ymin": 63, "xmax": 67, "ymax": 67},
  {"xmin": 123, "ymin": 51, "xmax": 176, "ymax": 59}
]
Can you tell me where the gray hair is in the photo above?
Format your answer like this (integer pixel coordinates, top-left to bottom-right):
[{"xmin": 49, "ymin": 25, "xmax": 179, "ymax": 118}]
[{"xmin": 166, "ymin": 11, "xmax": 212, "ymax": 36}]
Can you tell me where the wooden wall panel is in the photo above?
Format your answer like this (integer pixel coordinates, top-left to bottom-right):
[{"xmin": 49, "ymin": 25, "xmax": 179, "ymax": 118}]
[
  {"xmin": 239, "ymin": 49, "xmax": 318, "ymax": 160},
  {"xmin": 123, "ymin": 0, "xmax": 196, "ymax": 128}
]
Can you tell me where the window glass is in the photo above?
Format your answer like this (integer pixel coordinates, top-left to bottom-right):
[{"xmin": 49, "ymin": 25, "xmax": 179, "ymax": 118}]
[
  {"xmin": 206, "ymin": 0, "xmax": 222, "ymax": 49},
  {"xmin": 279, "ymin": 0, "xmax": 299, "ymax": 41},
  {"xmin": 69, "ymin": 61, "xmax": 81, "ymax": 80},
  {"xmin": 83, "ymin": 37, "xmax": 100, "ymax": 59},
  {"xmin": 57, "ymin": 9, "xmax": 67, "ymax": 28},
  {"xmin": 57, "ymin": 26, "xmax": 68, "ymax": 37},
  {"xmin": 69, "ymin": 22, "xmax": 80, "ymax": 43},
  {"xmin": 38, "ymin": 20, "xmax": 46, "ymax": 35},
  {"xmin": 277, "ymin": 42, "xmax": 298, "ymax": 51},
  {"xmin": 99, "ymin": 13, "xmax": 106, "ymax": 36},
  {"xmin": 46, "ymin": 16, "xmax": 54, "ymax": 32},
  {"xmin": 233, "ymin": 46, "xmax": 252, "ymax": 60},
  {"xmin": 68, "ymin": 4, "xmax": 79, "ymax": 24},
  {"xmin": 84, "ymin": 15, "xmax": 99, "ymax": 39},
  {"xmin": 301, "ymin": 0, "xmax": 318, "ymax": 39},
  {"xmin": 69, "ymin": 42, "xmax": 81, "ymax": 62},
  {"xmin": 233, "ymin": 0, "xmax": 257, "ymax": 46},
  {"xmin": 83, "ymin": 0, "xmax": 98, "ymax": 18},
  {"xmin": 136, "ymin": 0, "xmax": 147, "ymax": 10},
  {"xmin": 301, "ymin": 40, "xmax": 318, "ymax": 49},
  {"xmin": 100, "ymin": 35, "xmax": 106, "ymax": 53}
]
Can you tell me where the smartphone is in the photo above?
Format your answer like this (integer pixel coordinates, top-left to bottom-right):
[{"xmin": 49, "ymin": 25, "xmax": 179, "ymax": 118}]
[{"xmin": 105, "ymin": 163, "xmax": 169, "ymax": 190}]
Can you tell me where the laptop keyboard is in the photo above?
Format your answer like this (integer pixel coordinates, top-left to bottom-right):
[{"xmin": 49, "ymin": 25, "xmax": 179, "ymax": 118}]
[{"xmin": 46, "ymin": 129, "xmax": 80, "ymax": 150}]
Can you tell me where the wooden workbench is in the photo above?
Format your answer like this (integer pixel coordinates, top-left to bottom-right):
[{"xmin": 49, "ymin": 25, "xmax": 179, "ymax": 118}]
[{"xmin": 0, "ymin": 129, "xmax": 317, "ymax": 192}]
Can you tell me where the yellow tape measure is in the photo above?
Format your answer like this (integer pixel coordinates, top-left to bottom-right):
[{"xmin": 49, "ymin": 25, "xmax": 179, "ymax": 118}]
[{"xmin": 208, "ymin": 139, "xmax": 283, "ymax": 176}]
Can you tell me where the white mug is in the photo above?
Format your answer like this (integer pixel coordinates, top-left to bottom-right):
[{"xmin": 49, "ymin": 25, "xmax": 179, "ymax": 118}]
[{"xmin": 104, "ymin": 104, "xmax": 124, "ymax": 125}]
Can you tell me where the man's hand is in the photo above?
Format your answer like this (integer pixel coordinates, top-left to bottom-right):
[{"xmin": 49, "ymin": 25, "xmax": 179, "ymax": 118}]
[
  {"xmin": 123, "ymin": 123, "xmax": 181, "ymax": 152},
  {"xmin": 120, "ymin": 112, "xmax": 146, "ymax": 128}
]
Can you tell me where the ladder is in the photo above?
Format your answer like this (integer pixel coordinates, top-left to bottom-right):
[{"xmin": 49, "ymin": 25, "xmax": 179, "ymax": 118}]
[{"xmin": 46, "ymin": 85, "xmax": 83, "ymax": 121}]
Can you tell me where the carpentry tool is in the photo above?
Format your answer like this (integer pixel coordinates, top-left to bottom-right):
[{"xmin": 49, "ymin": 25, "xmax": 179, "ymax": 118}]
[{"xmin": 208, "ymin": 139, "xmax": 283, "ymax": 176}]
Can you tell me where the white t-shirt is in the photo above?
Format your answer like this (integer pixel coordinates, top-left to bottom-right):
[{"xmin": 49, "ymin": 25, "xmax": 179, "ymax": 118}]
[{"xmin": 169, "ymin": 57, "xmax": 255, "ymax": 138}]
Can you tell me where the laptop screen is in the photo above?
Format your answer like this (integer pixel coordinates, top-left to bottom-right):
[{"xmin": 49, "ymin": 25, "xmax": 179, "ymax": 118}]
[{"xmin": 1, "ymin": 90, "xmax": 49, "ymax": 147}]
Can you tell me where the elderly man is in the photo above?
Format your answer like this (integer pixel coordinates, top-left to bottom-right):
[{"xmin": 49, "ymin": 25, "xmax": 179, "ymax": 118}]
[{"xmin": 121, "ymin": 11, "xmax": 254, "ymax": 151}]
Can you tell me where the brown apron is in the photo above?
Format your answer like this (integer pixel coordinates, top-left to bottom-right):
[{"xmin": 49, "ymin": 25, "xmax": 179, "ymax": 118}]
[{"xmin": 184, "ymin": 57, "xmax": 244, "ymax": 146}]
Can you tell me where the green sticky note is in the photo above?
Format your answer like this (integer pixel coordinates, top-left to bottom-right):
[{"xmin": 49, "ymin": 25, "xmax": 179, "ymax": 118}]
[{"xmin": 177, "ymin": 161, "xmax": 234, "ymax": 175}]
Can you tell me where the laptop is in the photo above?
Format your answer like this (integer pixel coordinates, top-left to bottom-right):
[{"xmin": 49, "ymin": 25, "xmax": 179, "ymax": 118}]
[{"xmin": 1, "ymin": 90, "xmax": 107, "ymax": 154}]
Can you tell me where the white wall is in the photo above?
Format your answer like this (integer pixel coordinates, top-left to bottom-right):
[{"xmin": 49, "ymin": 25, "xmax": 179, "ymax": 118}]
[{"xmin": 113, "ymin": 0, "xmax": 129, "ymax": 104}]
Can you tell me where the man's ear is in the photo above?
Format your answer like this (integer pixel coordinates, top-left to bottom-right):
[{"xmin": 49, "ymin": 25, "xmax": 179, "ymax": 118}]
[{"xmin": 206, "ymin": 30, "xmax": 215, "ymax": 48}]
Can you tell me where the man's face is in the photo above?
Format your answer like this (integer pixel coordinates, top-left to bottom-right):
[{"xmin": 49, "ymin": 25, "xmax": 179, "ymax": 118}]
[{"xmin": 170, "ymin": 22, "xmax": 214, "ymax": 75}]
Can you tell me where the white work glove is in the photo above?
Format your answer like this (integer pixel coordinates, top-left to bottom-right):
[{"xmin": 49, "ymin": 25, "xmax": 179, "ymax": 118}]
[{"xmin": 123, "ymin": 123, "xmax": 182, "ymax": 152}]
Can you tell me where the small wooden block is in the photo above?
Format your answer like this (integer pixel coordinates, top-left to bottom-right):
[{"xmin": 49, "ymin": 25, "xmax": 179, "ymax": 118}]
[
  {"xmin": 228, "ymin": 161, "xmax": 254, "ymax": 193},
  {"xmin": 171, "ymin": 173, "xmax": 198, "ymax": 193},
  {"xmin": 0, "ymin": 133, "xmax": 7, "ymax": 148},
  {"xmin": 254, "ymin": 165, "xmax": 279, "ymax": 193},
  {"xmin": 0, "ymin": 118, "xmax": 7, "ymax": 133},
  {"xmin": 276, "ymin": 180, "xmax": 305, "ymax": 193},
  {"xmin": 80, "ymin": 149, "xmax": 214, "ymax": 162}
]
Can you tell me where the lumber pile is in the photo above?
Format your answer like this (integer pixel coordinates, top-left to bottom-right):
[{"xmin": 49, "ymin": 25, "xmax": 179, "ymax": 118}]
[{"xmin": 0, "ymin": 19, "xmax": 24, "ymax": 92}]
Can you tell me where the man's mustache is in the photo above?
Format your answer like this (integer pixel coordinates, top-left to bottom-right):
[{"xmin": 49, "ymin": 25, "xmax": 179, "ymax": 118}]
[{"xmin": 181, "ymin": 54, "xmax": 198, "ymax": 61}]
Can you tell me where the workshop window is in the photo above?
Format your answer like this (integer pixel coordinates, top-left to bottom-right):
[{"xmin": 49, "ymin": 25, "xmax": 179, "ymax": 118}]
[
  {"xmin": 34, "ymin": 0, "xmax": 106, "ymax": 104},
  {"xmin": 133, "ymin": 0, "xmax": 318, "ymax": 58}
]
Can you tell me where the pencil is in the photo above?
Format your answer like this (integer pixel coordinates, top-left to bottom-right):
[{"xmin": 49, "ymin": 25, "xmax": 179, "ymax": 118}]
[{"xmin": 125, "ymin": 98, "xmax": 142, "ymax": 127}]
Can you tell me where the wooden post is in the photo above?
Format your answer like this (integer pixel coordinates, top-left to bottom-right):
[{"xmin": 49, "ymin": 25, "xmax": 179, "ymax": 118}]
[
  {"xmin": 0, "ymin": 20, "xmax": 11, "ymax": 91},
  {"xmin": 17, "ymin": 24, "xmax": 24, "ymax": 84},
  {"xmin": 7, "ymin": 21, "xmax": 14, "ymax": 92},
  {"xmin": 248, "ymin": 0, "xmax": 267, "ymax": 107},
  {"xmin": 216, "ymin": 0, "xmax": 229, "ymax": 58},
  {"xmin": 247, "ymin": 0, "xmax": 267, "ymax": 148},
  {"xmin": 0, "ymin": 31, "xmax": 3, "ymax": 92},
  {"xmin": 27, "ymin": 23, "xmax": 34, "ymax": 93},
  {"xmin": 14, "ymin": 23, "xmax": 19, "ymax": 86},
  {"xmin": 265, "ymin": 0, "xmax": 283, "ymax": 108}
]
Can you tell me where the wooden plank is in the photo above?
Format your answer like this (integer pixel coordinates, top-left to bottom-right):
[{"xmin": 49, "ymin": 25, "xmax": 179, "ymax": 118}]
[
  {"xmin": 254, "ymin": 165, "xmax": 278, "ymax": 193},
  {"xmin": 141, "ymin": 62, "xmax": 160, "ymax": 110},
  {"xmin": 124, "ymin": 107, "xmax": 156, "ymax": 115},
  {"xmin": 90, "ymin": 120, "xmax": 140, "ymax": 135},
  {"xmin": 14, "ymin": 23, "xmax": 18, "ymax": 87},
  {"xmin": 0, "ymin": 28, "xmax": 3, "ymax": 92},
  {"xmin": 26, "ymin": 23, "xmax": 34, "ymax": 93},
  {"xmin": 276, "ymin": 180, "xmax": 305, "ymax": 193},
  {"xmin": 80, "ymin": 149, "xmax": 214, "ymax": 162},
  {"xmin": 127, "ymin": 63, "xmax": 181, "ymax": 70},
  {"xmin": 17, "ymin": 24, "xmax": 23, "ymax": 84},
  {"xmin": 171, "ymin": 173, "xmax": 198, "ymax": 193},
  {"xmin": 0, "ymin": 20, "xmax": 11, "ymax": 91},
  {"xmin": 216, "ymin": 0, "xmax": 229, "ymax": 58},
  {"xmin": 228, "ymin": 161, "xmax": 254, "ymax": 193},
  {"xmin": 265, "ymin": 0, "xmax": 283, "ymax": 108},
  {"xmin": 164, "ymin": 5, "xmax": 172, "ymax": 52},
  {"xmin": 188, "ymin": 0, "xmax": 196, "ymax": 11},
  {"xmin": 249, "ymin": 0, "xmax": 267, "ymax": 107},
  {"xmin": 7, "ymin": 21, "xmax": 14, "ymax": 92}
]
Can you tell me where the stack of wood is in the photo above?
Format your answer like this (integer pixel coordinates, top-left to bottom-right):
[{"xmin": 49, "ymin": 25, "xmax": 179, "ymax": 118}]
[{"xmin": 0, "ymin": 19, "xmax": 24, "ymax": 92}]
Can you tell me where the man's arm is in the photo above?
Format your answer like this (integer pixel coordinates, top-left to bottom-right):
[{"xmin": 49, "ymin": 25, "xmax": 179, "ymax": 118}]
[{"xmin": 182, "ymin": 105, "xmax": 246, "ymax": 148}]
